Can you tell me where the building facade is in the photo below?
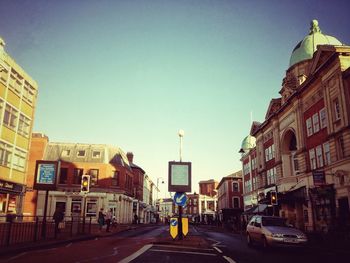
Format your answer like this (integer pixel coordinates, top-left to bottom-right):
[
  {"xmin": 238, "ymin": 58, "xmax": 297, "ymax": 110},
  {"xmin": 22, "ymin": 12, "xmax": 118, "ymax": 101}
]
[
  {"xmin": 240, "ymin": 20, "xmax": 350, "ymax": 233},
  {"xmin": 24, "ymin": 133, "xmax": 144, "ymax": 223},
  {"xmin": 199, "ymin": 179, "xmax": 218, "ymax": 197},
  {"xmin": 0, "ymin": 37, "xmax": 38, "ymax": 217},
  {"xmin": 217, "ymin": 171, "xmax": 243, "ymax": 226}
]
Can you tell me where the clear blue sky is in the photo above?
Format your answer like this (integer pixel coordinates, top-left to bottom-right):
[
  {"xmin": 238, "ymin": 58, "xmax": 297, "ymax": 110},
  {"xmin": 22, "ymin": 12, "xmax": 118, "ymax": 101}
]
[{"xmin": 1, "ymin": 0, "xmax": 349, "ymax": 197}]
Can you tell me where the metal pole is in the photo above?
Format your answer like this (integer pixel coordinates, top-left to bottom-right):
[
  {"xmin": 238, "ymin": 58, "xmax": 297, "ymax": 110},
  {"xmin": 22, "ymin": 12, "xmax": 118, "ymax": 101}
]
[
  {"xmin": 82, "ymin": 194, "xmax": 87, "ymax": 234},
  {"xmin": 179, "ymin": 136, "xmax": 183, "ymax": 162},
  {"xmin": 178, "ymin": 205, "xmax": 183, "ymax": 240},
  {"xmin": 42, "ymin": 190, "xmax": 49, "ymax": 239}
]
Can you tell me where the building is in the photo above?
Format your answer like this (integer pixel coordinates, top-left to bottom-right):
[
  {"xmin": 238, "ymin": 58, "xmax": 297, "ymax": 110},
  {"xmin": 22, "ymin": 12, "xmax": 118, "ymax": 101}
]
[
  {"xmin": 158, "ymin": 198, "xmax": 174, "ymax": 223},
  {"xmin": 199, "ymin": 179, "xmax": 218, "ymax": 197},
  {"xmin": 24, "ymin": 133, "xmax": 144, "ymax": 223},
  {"xmin": 217, "ymin": 171, "xmax": 243, "ymax": 228},
  {"xmin": 240, "ymin": 20, "xmax": 350, "ymax": 233},
  {"xmin": 183, "ymin": 193, "xmax": 199, "ymax": 222},
  {"xmin": 142, "ymin": 174, "xmax": 157, "ymax": 223},
  {"xmin": 0, "ymin": 37, "xmax": 38, "ymax": 217}
]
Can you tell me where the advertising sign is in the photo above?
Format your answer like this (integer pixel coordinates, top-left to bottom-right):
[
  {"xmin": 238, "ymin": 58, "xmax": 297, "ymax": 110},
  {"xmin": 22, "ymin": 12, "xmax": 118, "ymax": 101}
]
[
  {"xmin": 312, "ymin": 170, "xmax": 326, "ymax": 186},
  {"xmin": 33, "ymin": 161, "xmax": 59, "ymax": 190},
  {"xmin": 168, "ymin": 161, "xmax": 191, "ymax": 192}
]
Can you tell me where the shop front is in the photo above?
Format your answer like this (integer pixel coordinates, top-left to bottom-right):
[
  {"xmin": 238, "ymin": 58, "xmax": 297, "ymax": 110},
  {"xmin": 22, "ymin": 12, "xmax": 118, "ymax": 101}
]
[{"xmin": 0, "ymin": 179, "xmax": 24, "ymax": 219}]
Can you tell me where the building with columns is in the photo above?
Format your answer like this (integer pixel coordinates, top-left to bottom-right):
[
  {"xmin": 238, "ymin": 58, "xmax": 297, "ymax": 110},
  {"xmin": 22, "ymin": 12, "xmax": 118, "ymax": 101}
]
[
  {"xmin": 240, "ymin": 20, "xmax": 350, "ymax": 233},
  {"xmin": 0, "ymin": 37, "xmax": 38, "ymax": 218}
]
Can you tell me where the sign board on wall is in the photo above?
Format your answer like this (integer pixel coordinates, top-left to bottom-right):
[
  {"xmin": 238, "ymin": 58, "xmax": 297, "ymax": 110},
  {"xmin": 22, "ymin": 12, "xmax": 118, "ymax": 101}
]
[
  {"xmin": 168, "ymin": 161, "xmax": 191, "ymax": 193},
  {"xmin": 33, "ymin": 161, "xmax": 59, "ymax": 190}
]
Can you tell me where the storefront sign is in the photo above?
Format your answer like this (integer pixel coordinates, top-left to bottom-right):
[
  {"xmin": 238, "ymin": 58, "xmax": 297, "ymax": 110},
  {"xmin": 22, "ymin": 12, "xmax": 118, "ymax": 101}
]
[
  {"xmin": 33, "ymin": 161, "xmax": 59, "ymax": 190},
  {"xmin": 0, "ymin": 179, "xmax": 23, "ymax": 193},
  {"xmin": 168, "ymin": 161, "xmax": 191, "ymax": 192},
  {"xmin": 312, "ymin": 170, "xmax": 326, "ymax": 185}
]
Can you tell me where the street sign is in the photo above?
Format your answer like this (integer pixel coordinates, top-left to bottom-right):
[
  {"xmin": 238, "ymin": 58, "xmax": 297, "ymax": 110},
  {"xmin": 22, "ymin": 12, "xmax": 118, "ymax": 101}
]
[
  {"xmin": 168, "ymin": 161, "xmax": 192, "ymax": 192},
  {"xmin": 33, "ymin": 161, "xmax": 59, "ymax": 190},
  {"xmin": 174, "ymin": 192, "xmax": 187, "ymax": 206},
  {"xmin": 182, "ymin": 218, "xmax": 188, "ymax": 236},
  {"xmin": 169, "ymin": 218, "xmax": 178, "ymax": 239}
]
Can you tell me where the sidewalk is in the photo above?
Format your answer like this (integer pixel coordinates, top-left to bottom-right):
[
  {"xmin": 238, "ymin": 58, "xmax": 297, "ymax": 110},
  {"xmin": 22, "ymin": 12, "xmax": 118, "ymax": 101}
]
[{"xmin": 0, "ymin": 223, "xmax": 140, "ymax": 257}]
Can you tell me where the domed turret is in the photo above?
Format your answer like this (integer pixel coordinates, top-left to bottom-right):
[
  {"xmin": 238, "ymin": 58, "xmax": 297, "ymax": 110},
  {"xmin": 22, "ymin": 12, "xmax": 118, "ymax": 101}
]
[
  {"xmin": 239, "ymin": 135, "xmax": 256, "ymax": 153},
  {"xmin": 289, "ymin": 20, "xmax": 342, "ymax": 68}
]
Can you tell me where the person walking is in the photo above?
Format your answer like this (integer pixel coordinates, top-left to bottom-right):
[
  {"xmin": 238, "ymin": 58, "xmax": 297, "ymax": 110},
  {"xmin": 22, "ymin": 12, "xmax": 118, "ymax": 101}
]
[
  {"xmin": 105, "ymin": 209, "xmax": 112, "ymax": 232},
  {"xmin": 98, "ymin": 208, "xmax": 105, "ymax": 231},
  {"xmin": 53, "ymin": 206, "xmax": 64, "ymax": 238}
]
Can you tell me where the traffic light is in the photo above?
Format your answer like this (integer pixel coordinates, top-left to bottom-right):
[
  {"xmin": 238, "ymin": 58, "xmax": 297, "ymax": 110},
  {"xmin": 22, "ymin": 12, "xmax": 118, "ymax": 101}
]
[
  {"xmin": 81, "ymin": 175, "xmax": 90, "ymax": 193},
  {"xmin": 270, "ymin": 190, "xmax": 278, "ymax": 205}
]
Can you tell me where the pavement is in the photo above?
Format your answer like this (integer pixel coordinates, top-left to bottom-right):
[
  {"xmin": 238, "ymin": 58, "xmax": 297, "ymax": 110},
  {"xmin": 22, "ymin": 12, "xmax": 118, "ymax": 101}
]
[{"xmin": 0, "ymin": 223, "xmax": 140, "ymax": 257}]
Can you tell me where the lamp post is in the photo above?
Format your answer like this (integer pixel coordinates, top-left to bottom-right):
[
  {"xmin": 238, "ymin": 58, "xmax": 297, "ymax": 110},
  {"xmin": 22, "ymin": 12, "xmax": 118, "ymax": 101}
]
[
  {"xmin": 177, "ymin": 129, "xmax": 185, "ymax": 239},
  {"xmin": 178, "ymin": 129, "xmax": 184, "ymax": 162}
]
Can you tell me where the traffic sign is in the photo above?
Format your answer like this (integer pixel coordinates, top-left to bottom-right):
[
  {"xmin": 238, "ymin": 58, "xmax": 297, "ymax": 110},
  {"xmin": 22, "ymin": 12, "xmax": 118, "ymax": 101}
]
[
  {"xmin": 182, "ymin": 218, "xmax": 188, "ymax": 236},
  {"xmin": 174, "ymin": 192, "xmax": 187, "ymax": 206},
  {"xmin": 169, "ymin": 218, "xmax": 178, "ymax": 239}
]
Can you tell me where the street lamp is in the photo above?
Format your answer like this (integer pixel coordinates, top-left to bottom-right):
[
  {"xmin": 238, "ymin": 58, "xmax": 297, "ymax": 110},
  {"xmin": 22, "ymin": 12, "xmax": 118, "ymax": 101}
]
[
  {"xmin": 178, "ymin": 129, "xmax": 184, "ymax": 162},
  {"xmin": 156, "ymin": 177, "xmax": 164, "ymax": 206}
]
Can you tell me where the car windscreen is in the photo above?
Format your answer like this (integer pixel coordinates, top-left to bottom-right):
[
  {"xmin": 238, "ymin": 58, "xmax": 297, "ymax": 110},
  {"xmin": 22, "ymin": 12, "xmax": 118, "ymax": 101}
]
[{"xmin": 262, "ymin": 217, "xmax": 286, "ymax": 227}]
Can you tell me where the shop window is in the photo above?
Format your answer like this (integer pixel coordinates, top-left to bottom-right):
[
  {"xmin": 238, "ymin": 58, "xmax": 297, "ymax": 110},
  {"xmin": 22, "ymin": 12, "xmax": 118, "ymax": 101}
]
[
  {"xmin": 59, "ymin": 168, "xmax": 68, "ymax": 184},
  {"xmin": 86, "ymin": 200, "xmax": 97, "ymax": 217},
  {"xmin": 71, "ymin": 199, "xmax": 82, "ymax": 213}
]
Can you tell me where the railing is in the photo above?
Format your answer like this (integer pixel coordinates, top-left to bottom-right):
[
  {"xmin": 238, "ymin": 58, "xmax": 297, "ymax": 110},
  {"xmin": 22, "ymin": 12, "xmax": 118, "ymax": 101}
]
[{"xmin": 0, "ymin": 215, "xmax": 92, "ymax": 247}]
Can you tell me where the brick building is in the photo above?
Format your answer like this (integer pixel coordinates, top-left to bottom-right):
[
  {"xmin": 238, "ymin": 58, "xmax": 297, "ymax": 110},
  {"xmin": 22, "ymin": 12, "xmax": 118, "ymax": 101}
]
[
  {"xmin": 240, "ymin": 20, "xmax": 350, "ymax": 233},
  {"xmin": 199, "ymin": 179, "xmax": 218, "ymax": 197},
  {"xmin": 23, "ymin": 133, "xmax": 145, "ymax": 223}
]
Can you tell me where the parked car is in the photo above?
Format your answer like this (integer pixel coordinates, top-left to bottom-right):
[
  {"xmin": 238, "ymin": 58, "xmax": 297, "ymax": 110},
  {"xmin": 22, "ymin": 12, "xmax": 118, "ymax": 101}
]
[{"xmin": 246, "ymin": 215, "xmax": 308, "ymax": 248}]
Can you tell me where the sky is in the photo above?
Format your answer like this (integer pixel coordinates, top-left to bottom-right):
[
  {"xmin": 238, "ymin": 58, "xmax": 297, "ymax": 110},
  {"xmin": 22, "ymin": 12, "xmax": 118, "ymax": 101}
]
[{"xmin": 1, "ymin": 0, "xmax": 349, "ymax": 197}]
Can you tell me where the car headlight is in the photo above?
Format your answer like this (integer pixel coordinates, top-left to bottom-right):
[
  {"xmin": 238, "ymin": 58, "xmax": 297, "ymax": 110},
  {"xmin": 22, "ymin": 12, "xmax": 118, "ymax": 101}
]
[{"xmin": 272, "ymin": 233, "xmax": 284, "ymax": 238}]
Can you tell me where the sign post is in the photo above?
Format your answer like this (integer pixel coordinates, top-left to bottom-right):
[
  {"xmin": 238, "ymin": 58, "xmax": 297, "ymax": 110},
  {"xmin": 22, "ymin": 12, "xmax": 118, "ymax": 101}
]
[{"xmin": 170, "ymin": 218, "xmax": 178, "ymax": 239}]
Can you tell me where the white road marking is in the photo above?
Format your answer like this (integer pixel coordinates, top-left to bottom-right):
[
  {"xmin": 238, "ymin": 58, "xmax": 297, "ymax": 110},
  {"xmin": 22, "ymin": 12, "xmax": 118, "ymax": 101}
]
[
  {"xmin": 7, "ymin": 252, "xmax": 27, "ymax": 261},
  {"xmin": 66, "ymin": 242, "xmax": 72, "ymax": 247},
  {"xmin": 149, "ymin": 249, "xmax": 217, "ymax": 256},
  {"xmin": 154, "ymin": 244, "xmax": 214, "ymax": 251},
  {"xmin": 207, "ymin": 238, "xmax": 221, "ymax": 246},
  {"xmin": 213, "ymin": 246, "xmax": 223, "ymax": 253},
  {"xmin": 223, "ymin": 256, "xmax": 237, "ymax": 263},
  {"xmin": 118, "ymin": 244, "xmax": 153, "ymax": 263}
]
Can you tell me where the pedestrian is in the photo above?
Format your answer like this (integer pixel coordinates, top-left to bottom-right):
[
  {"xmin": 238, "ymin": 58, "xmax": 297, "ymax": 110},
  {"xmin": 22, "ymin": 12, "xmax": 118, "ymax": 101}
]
[
  {"xmin": 105, "ymin": 209, "xmax": 112, "ymax": 232},
  {"xmin": 134, "ymin": 214, "xmax": 138, "ymax": 224},
  {"xmin": 98, "ymin": 208, "xmax": 105, "ymax": 231},
  {"xmin": 53, "ymin": 206, "xmax": 64, "ymax": 237}
]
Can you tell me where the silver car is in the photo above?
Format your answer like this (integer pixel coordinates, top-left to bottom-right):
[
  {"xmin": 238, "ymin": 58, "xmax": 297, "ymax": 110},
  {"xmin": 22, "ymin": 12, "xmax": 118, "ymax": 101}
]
[{"xmin": 246, "ymin": 215, "xmax": 308, "ymax": 248}]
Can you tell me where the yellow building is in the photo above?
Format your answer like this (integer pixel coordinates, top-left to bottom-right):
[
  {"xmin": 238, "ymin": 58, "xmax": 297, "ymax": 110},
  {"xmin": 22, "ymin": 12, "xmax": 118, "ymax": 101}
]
[{"xmin": 0, "ymin": 37, "xmax": 38, "ymax": 216}]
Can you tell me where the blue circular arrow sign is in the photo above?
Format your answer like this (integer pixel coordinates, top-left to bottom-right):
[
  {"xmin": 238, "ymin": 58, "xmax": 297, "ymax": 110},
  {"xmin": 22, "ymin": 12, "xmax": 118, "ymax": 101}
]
[
  {"xmin": 174, "ymin": 192, "xmax": 187, "ymax": 206},
  {"xmin": 170, "ymin": 219, "xmax": 178, "ymax": 226}
]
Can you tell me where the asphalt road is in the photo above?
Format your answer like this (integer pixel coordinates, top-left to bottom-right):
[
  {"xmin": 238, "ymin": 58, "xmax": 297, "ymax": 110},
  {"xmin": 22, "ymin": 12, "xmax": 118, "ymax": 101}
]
[{"xmin": 1, "ymin": 225, "xmax": 349, "ymax": 263}]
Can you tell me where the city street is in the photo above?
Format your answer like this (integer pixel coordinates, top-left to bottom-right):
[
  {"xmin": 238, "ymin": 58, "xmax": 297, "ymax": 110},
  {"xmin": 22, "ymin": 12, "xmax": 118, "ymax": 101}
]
[{"xmin": 1, "ymin": 224, "xmax": 349, "ymax": 263}]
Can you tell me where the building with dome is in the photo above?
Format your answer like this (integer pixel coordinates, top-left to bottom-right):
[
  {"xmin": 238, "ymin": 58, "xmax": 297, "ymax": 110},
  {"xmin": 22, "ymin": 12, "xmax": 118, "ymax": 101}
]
[{"xmin": 240, "ymin": 20, "xmax": 350, "ymax": 233}]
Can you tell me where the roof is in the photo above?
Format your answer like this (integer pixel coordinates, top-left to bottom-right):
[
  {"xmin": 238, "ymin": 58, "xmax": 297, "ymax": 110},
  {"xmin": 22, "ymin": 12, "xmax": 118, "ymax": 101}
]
[{"xmin": 289, "ymin": 20, "xmax": 342, "ymax": 67}]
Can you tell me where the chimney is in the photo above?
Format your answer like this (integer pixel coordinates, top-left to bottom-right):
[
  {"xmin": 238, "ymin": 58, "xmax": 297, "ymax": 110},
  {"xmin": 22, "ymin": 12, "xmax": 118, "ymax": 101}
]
[{"xmin": 127, "ymin": 152, "xmax": 134, "ymax": 164}]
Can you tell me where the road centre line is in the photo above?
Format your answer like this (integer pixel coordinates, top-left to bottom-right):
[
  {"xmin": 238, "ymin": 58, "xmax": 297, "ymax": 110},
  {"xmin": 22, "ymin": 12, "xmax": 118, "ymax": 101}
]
[
  {"xmin": 118, "ymin": 244, "xmax": 153, "ymax": 263},
  {"xmin": 213, "ymin": 246, "xmax": 223, "ymax": 253},
  {"xmin": 149, "ymin": 249, "xmax": 217, "ymax": 256},
  {"xmin": 154, "ymin": 244, "xmax": 214, "ymax": 251},
  {"xmin": 223, "ymin": 256, "xmax": 237, "ymax": 263}
]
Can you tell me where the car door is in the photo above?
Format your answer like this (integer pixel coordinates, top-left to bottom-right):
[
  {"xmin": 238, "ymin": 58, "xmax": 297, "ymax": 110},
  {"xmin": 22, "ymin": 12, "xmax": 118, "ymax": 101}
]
[
  {"xmin": 247, "ymin": 216, "xmax": 258, "ymax": 241},
  {"xmin": 252, "ymin": 216, "xmax": 262, "ymax": 241}
]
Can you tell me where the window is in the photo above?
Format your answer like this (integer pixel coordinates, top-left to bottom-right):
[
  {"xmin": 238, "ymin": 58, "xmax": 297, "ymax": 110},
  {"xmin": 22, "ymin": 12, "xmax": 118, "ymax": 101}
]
[
  {"xmin": 0, "ymin": 141, "xmax": 12, "ymax": 167},
  {"xmin": 77, "ymin": 150, "xmax": 86, "ymax": 157},
  {"xmin": 323, "ymin": 142, "xmax": 331, "ymax": 166},
  {"xmin": 272, "ymin": 144, "xmax": 275, "ymax": 158},
  {"xmin": 193, "ymin": 207, "xmax": 197, "ymax": 213},
  {"xmin": 92, "ymin": 151, "xmax": 101, "ymax": 158},
  {"xmin": 59, "ymin": 168, "xmax": 68, "ymax": 184},
  {"xmin": 306, "ymin": 118, "xmax": 313, "ymax": 137},
  {"xmin": 334, "ymin": 98, "xmax": 341, "ymax": 120},
  {"xmin": 193, "ymin": 198, "xmax": 197, "ymax": 205},
  {"xmin": 312, "ymin": 113, "xmax": 320, "ymax": 133},
  {"xmin": 309, "ymin": 149, "xmax": 316, "ymax": 170},
  {"xmin": 267, "ymin": 168, "xmax": 277, "ymax": 185},
  {"xmin": 232, "ymin": 197, "xmax": 240, "ymax": 208},
  {"xmin": 23, "ymin": 81, "xmax": 35, "ymax": 104},
  {"xmin": 265, "ymin": 145, "xmax": 275, "ymax": 162},
  {"xmin": 337, "ymin": 136, "xmax": 345, "ymax": 159},
  {"xmin": 3, "ymin": 104, "xmax": 18, "ymax": 130},
  {"xmin": 232, "ymin": 182, "xmax": 239, "ymax": 192},
  {"xmin": 89, "ymin": 169, "xmax": 99, "ymax": 185},
  {"xmin": 316, "ymin": 145, "xmax": 323, "ymax": 168},
  {"xmin": 73, "ymin": 168, "xmax": 84, "ymax": 184},
  {"xmin": 9, "ymin": 70, "xmax": 22, "ymax": 95},
  {"xmin": 18, "ymin": 114, "xmax": 30, "ymax": 137},
  {"xmin": 319, "ymin": 108, "xmax": 327, "ymax": 129},
  {"xmin": 0, "ymin": 67, "xmax": 8, "ymax": 85},
  {"xmin": 61, "ymin": 149, "xmax": 70, "ymax": 157},
  {"xmin": 112, "ymin": 171, "xmax": 120, "ymax": 186},
  {"xmin": 12, "ymin": 148, "xmax": 26, "ymax": 171}
]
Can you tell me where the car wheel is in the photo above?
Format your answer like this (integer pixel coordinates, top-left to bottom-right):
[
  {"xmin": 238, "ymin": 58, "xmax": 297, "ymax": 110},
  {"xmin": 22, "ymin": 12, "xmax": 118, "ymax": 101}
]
[
  {"xmin": 247, "ymin": 234, "xmax": 253, "ymax": 247},
  {"xmin": 262, "ymin": 236, "xmax": 269, "ymax": 249}
]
